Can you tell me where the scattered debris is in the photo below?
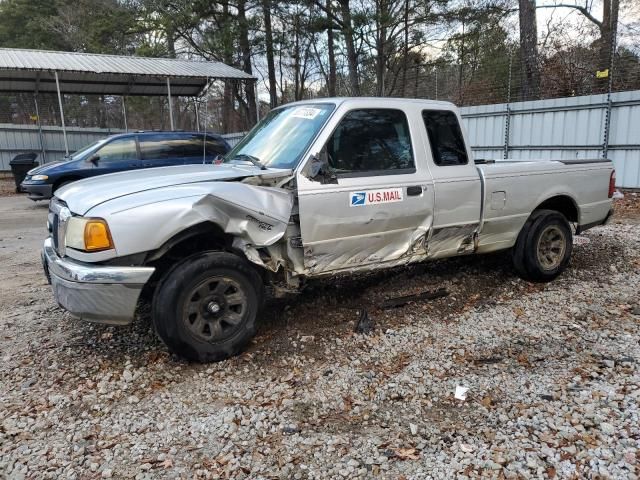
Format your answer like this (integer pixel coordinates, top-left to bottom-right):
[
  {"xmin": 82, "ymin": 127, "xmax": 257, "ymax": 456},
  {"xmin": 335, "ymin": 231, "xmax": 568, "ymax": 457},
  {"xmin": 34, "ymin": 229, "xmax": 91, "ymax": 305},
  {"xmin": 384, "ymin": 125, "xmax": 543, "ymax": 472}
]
[
  {"xmin": 393, "ymin": 448, "xmax": 420, "ymax": 460},
  {"xmin": 354, "ymin": 309, "xmax": 375, "ymax": 334},
  {"xmin": 454, "ymin": 386, "xmax": 469, "ymax": 401},
  {"xmin": 473, "ymin": 356, "xmax": 503, "ymax": 365},
  {"xmin": 381, "ymin": 288, "xmax": 449, "ymax": 309},
  {"xmin": 573, "ymin": 235, "xmax": 591, "ymax": 246}
]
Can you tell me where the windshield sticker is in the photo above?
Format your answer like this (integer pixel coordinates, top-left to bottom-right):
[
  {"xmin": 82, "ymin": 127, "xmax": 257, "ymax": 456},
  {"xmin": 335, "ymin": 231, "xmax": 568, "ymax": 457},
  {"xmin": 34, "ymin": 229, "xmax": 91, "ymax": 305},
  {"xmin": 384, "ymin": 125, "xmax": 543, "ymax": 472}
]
[
  {"xmin": 291, "ymin": 107, "xmax": 322, "ymax": 120},
  {"xmin": 350, "ymin": 188, "xmax": 404, "ymax": 207}
]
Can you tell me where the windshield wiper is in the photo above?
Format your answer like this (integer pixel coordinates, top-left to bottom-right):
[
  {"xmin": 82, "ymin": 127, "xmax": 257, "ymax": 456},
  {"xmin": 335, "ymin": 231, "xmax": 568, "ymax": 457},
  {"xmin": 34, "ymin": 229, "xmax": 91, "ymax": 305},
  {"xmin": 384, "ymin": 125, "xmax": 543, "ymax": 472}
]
[{"xmin": 229, "ymin": 153, "xmax": 267, "ymax": 170}]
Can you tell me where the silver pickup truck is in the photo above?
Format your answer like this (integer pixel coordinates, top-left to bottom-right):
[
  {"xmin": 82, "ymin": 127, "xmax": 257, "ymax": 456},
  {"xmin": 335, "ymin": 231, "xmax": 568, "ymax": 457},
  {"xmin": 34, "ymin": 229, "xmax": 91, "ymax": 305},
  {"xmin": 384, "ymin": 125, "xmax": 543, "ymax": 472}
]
[{"xmin": 42, "ymin": 98, "xmax": 615, "ymax": 362}]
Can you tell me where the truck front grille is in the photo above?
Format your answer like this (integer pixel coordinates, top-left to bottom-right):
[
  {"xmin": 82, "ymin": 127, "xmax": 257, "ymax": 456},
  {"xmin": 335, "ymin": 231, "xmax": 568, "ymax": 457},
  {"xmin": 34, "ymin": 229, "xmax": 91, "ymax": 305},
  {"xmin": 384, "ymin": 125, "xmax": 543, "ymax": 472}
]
[
  {"xmin": 48, "ymin": 197, "xmax": 68, "ymax": 256},
  {"xmin": 52, "ymin": 213, "xmax": 59, "ymax": 251}
]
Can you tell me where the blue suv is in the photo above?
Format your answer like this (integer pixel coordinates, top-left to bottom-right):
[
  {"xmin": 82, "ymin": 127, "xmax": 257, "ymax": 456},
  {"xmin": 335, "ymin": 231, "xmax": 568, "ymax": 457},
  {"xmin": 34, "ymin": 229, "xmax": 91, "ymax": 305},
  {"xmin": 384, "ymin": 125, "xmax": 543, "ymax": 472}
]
[{"xmin": 21, "ymin": 131, "xmax": 231, "ymax": 201}]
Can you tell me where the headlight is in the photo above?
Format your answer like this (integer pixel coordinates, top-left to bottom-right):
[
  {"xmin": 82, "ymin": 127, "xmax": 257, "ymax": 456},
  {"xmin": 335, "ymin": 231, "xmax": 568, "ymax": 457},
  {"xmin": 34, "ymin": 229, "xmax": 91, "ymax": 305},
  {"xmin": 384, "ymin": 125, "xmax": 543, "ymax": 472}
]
[
  {"xmin": 31, "ymin": 175, "xmax": 48, "ymax": 181},
  {"xmin": 65, "ymin": 217, "xmax": 114, "ymax": 252}
]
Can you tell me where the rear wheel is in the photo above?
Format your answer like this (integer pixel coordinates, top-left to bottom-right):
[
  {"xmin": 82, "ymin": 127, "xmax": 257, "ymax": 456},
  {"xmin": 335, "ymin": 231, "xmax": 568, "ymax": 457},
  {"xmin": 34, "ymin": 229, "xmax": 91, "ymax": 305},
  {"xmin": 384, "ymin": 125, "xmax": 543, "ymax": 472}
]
[
  {"xmin": 512, "ymin": 209, "xmax": 573, "ymax": 282},
  {"xmin": 152, "ymin": 251, "xmax": 263, "ymax": 362}
]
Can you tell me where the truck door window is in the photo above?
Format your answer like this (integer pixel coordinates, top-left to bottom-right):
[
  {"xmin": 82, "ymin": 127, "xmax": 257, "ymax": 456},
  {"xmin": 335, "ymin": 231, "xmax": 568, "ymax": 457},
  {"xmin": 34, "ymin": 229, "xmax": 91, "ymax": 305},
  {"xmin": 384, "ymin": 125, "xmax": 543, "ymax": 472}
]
[
  {"xmin": 326, "ymin": 109, "xmax": 415, "ymax": 176},
  {"xmin": 422, "ymin": 110, "xmax": 468, "ymax": 166}
]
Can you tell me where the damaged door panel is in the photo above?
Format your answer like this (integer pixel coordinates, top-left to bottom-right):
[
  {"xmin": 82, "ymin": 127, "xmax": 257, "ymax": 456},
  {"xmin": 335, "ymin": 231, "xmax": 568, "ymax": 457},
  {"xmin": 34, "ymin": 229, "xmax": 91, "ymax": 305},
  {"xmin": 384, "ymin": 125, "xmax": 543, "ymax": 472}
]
[{"xmin": 297, "ymin": 106, "xmax": 436, "ymax": 274}]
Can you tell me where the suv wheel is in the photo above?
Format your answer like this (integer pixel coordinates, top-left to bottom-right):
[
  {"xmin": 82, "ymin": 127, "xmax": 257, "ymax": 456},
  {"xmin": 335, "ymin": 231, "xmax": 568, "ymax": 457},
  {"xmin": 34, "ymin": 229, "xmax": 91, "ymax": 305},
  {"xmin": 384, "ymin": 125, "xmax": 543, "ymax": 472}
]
[{"xmin": 152, "ymin": 251, "xmax": 263, "ymax": 362}]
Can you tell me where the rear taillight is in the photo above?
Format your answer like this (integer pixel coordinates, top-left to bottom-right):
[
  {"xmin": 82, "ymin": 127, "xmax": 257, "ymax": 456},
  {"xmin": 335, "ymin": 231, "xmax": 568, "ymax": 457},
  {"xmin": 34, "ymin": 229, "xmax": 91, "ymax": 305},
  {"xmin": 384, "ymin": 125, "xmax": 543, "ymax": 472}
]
[{"xmin": 608, "ymin": 170, "xmax": 616, "ymax": 198}]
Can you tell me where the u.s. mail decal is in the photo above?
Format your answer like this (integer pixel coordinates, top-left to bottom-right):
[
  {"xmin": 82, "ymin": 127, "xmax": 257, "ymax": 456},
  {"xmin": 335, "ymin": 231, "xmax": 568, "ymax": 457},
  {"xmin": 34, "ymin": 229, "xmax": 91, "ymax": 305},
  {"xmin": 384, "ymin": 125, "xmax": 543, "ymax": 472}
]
[{"xmin": 349, "ymin": 188, "xmax": 404, "ymax": 207}]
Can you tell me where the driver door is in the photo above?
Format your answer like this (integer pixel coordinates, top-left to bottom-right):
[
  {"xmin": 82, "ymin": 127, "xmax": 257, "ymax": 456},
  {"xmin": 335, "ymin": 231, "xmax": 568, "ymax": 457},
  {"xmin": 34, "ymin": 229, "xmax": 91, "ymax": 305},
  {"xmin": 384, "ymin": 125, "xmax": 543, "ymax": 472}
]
[{"xmin": 296, "ymin": 106, "xmax": 435, "ymax": 274}]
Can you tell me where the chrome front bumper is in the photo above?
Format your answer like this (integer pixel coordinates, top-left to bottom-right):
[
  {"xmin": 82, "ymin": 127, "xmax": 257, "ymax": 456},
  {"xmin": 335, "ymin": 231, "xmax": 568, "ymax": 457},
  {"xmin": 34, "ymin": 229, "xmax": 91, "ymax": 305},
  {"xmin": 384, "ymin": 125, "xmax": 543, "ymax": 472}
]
[{"xmin": 42, "ymin": 237, "xmax": 155, "ymax": 325}]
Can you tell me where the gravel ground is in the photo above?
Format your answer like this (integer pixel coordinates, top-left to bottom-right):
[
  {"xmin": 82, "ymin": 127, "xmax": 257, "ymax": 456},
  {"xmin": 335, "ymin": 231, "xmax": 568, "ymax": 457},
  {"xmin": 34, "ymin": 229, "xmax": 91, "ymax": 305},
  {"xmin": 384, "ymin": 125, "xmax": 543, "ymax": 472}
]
[
  {"xmin": 1, "ymin": 193, "xmax": 639, "ymax": 479},
  {"xmin": 0, "ymin": 177, "xmax": 19, "ymax": 197}
]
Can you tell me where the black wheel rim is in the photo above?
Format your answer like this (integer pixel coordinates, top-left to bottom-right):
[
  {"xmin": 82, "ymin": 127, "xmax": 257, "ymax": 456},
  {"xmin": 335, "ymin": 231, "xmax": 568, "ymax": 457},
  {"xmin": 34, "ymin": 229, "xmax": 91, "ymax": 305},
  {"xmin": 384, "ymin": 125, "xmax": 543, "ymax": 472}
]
[{"xmin": 182, "ymin": 275, "xmax": 248, "ymax": 342}]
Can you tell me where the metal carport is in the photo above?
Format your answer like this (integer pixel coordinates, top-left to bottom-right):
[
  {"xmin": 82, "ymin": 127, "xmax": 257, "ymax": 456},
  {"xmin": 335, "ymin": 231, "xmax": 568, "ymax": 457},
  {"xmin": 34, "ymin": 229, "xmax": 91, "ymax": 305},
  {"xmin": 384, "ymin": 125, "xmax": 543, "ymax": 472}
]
[{"xmin": 0, "ymin": 48, "xmax": 256, "ymax": 156}]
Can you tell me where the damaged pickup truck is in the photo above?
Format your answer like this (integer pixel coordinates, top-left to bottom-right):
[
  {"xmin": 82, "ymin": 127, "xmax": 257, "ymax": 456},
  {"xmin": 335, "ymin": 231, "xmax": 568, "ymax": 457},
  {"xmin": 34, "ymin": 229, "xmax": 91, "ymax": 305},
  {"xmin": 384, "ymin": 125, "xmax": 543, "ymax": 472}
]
[{"xmin": 42, "ymin": 98, "xmax": 615, "ymax": 362}]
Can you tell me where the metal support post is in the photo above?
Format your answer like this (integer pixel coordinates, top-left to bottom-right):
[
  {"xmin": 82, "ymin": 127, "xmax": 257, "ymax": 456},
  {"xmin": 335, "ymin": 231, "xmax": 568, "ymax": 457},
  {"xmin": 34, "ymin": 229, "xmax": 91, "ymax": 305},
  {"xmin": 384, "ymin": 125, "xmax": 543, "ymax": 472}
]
[
  {"xmin": 603, "ymin": 15, "xmax": 618, "ymax": 159},
  {"xmin": 54, "ymin": 71, "xmax": 69, "ymax": 156},
  {"xmin": 255, "ymin": 80, "xmax": 260, "ymax": 123},
  {"xmin": 195, "ymin": 98, "xmax": 200, "ymax": 132},
  {"xmin": 435, "ymin": 68, "xmax": 438, "ymax": 100},
  {"xmin": 167, "ymin": 77, "xmax": 175, "ymax": 131},
  {"xmin": 122, "ymin": 96, "xmax": 128, "ymax": 132},
  {"xmin": 503, "ymin": 51, "xmax": 513, "ymax": 160}
]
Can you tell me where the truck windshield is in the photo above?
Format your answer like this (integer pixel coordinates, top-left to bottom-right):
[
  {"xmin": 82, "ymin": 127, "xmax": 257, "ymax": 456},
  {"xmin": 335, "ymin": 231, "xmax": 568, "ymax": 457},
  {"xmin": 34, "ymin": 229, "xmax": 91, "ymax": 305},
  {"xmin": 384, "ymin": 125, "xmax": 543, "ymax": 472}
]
[{"xmin": 225, "ymin": 103, "xmax": 335, "ymax": 170}]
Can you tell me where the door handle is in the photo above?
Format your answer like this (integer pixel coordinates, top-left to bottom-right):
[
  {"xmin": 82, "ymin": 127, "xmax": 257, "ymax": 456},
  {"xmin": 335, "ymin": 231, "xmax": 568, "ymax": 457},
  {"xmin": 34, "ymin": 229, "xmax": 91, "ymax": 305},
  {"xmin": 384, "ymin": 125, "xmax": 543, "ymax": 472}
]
[{"xmin": 407, "ymin": 186, "xmax": 423, "ymax": 196}]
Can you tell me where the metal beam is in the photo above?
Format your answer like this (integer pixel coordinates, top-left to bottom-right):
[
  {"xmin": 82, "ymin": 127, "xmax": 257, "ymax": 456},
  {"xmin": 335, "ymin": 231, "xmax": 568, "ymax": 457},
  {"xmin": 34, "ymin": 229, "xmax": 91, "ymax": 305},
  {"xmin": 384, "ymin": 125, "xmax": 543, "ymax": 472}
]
[
  {"xmin": 254, "ymin": 80, "xmax": 260, "ymax": 123},
  {"xmin": 54, "ymin": 71, "xmax": 69, "ymax": 156},
  {"xmin": 33, "ymin": 72, "xmax": 47, "ymax": 163},
  {"xmin": 194, "ymin": 98, "xmax": 200, "ymax": 132},
  {"xmin": 167, "ymin": 77, "xmax": 174, "ymax": 131},
  {"xmin": 122, "ymin": 96, "xmax": 128, "ymax": 132}
]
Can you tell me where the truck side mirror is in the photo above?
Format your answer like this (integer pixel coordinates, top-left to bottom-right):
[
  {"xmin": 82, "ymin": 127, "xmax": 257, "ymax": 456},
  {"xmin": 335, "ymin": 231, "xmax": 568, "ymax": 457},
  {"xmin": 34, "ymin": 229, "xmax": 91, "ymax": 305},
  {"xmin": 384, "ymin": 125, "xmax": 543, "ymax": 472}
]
[{"xmin": 305, "ymin": 152, "xmax": 337, "ymax": 184}]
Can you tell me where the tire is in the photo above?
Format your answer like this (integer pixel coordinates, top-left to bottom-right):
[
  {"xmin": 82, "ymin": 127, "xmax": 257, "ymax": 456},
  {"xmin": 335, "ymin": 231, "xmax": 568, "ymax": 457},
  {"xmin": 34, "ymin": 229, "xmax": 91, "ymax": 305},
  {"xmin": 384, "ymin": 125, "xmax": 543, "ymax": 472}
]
[
  {"xmin": 152, "ymin": 251, "xmax": 263, "ymax": 362},
  {"xmin": 512, "ymin": 209, "xmax": 573, "ymax": 282}
]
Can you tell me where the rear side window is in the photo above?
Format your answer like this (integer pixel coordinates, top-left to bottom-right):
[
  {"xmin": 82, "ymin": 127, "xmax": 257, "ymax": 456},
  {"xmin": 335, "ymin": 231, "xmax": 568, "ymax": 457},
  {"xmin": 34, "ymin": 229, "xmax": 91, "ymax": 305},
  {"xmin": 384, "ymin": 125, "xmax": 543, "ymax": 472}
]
[
  {"xmin": 326, "ymin": 109, "xmax": 414, "ymax": 175},
  {"xmin": 140, "ymin": 134, "xmax": 205, "ymax": 160},
  {"xmin": 205, "ymin": 137, "xmax": 228, "ymax": 156},
  {"xmin": 422, "ymin": 110, "xmax": 468, "ymax": 166}
]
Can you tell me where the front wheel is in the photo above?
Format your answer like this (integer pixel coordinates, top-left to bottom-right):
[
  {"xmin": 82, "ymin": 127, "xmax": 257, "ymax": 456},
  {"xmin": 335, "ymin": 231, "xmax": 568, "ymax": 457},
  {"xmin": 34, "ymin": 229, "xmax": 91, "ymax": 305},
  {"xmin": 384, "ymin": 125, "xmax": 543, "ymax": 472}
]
[
  {"xmin": 152, "ymin": 251, "xmax": 263, "ymax": 362},
  {"xmin": 512, "ymin": 209, "xmax": 573, "ymax": 282}
]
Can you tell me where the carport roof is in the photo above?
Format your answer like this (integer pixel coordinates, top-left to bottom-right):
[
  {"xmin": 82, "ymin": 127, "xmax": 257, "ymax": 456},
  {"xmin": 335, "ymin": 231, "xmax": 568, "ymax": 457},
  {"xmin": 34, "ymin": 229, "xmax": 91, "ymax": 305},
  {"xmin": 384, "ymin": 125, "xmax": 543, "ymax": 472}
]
[{"xmin": 0, "ymin": 48, "xmax": 255, "ymax": 96}]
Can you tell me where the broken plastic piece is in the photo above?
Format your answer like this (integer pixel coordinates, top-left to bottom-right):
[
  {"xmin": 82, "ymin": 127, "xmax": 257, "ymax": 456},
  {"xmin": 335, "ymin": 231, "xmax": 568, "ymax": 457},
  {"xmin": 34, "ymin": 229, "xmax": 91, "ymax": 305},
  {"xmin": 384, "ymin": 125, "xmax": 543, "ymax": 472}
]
[
  {"xmin": 381, "ymin": 288, "xmax": 449, "ymax": 309},
  {"xmin": 354, "ymin": 310, "xmax": 375, "ymax": 334},
  {"xmin": 573, "ymin": 235, "xmax": 591, "ymax": 246},
  {"xmin": 454, "ymin": 385, "xmax": 469, "ymax": 401}
]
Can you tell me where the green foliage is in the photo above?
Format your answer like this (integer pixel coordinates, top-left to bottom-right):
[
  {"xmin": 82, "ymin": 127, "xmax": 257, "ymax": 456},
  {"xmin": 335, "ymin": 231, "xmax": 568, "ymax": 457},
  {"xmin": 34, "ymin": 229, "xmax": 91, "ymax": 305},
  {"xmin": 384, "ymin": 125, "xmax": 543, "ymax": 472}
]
[{"xmin": 0, "ymin": 0, "xmax": 67, "ymax": 50}]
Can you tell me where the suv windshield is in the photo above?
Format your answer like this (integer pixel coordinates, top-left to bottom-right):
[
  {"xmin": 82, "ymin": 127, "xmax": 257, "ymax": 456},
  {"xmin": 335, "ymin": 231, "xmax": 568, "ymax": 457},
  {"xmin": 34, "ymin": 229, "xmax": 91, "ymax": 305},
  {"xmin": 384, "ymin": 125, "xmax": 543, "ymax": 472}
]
[
  {"xmin": 68, "ymin": 139, "xmax": 108, "ymax": 161},
  {"xmin": 225, "ymin": 103, "xmax": 335, "ymax": 170}
]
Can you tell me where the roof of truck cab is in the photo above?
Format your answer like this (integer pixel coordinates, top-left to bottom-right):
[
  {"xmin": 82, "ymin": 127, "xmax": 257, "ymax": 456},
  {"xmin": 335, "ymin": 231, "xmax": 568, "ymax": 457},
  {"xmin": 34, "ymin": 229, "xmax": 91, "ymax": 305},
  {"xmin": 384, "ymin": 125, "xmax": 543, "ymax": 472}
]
[{"xmin": 283, "ymin": 97, "xmax": 457, "ymax": 109}]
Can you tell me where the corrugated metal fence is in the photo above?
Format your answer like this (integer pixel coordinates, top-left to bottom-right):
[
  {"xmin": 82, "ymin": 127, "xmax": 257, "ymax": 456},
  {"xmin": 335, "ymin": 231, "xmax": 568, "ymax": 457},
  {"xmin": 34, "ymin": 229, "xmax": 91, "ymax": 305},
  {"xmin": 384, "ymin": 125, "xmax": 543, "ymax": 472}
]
[
  {"xmin": 1, "ymin": 91, "xmax": 639, "ymax": 187},
  {"xmin": 461, "ymin": 90, "xmax": 640, "ymax": 188}
]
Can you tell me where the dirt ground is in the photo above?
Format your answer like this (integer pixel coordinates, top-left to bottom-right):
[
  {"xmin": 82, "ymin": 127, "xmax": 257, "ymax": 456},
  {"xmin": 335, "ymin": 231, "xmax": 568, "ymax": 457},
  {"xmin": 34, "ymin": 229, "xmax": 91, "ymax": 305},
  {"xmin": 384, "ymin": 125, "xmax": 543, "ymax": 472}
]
[{"xmin": 1, "ymin": 185, "xmax": 639, "ymax": 479}]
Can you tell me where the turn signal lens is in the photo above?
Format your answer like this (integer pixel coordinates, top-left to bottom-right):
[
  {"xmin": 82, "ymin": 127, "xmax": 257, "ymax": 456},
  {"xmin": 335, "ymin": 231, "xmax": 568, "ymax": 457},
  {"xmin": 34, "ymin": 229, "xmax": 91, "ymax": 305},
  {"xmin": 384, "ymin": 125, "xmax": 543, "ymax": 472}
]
[{"xmin": 84, "ymin": 220, "xmax": 113, "ymax": 251}]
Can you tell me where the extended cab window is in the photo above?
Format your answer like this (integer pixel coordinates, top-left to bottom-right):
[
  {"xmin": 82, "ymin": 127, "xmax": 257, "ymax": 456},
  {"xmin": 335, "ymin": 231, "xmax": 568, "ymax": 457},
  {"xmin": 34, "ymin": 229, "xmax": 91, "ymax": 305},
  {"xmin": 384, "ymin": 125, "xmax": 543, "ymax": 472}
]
[
  {"xmin": 326, "ymin": 109, "xmax": 414, "ymax": 175},
  {"xmin": 422, "ymin": 110, "xmax": 468, "ymax": 166}
]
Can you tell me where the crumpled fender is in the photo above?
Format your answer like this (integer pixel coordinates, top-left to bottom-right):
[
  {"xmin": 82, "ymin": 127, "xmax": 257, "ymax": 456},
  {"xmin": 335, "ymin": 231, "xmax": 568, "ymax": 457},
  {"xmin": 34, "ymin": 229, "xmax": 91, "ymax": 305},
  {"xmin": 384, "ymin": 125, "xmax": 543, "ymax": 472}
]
[{"xmin": 85, "ymin": 182, "xmax": 294, "ymax": 268}]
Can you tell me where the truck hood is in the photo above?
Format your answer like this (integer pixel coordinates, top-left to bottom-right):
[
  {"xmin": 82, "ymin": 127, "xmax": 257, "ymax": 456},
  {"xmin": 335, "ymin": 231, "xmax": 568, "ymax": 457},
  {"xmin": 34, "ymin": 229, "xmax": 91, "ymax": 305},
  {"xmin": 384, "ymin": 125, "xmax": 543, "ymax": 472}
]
[{"xmin": 56, "ymin": 163, "xmax": 293, "ymax": 215}]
